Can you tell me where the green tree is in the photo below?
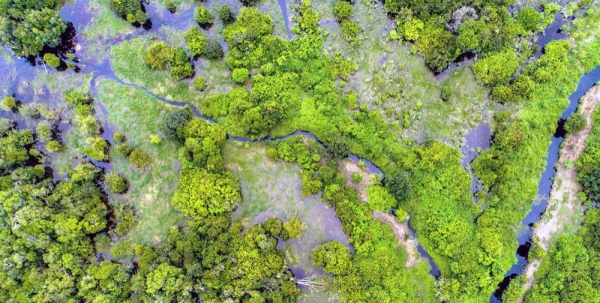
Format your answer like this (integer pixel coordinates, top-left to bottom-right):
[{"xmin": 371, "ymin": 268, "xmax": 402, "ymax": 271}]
[
  {"xmin": 194, "ymin": 6, "xmax": 214, "ymax": 26},
  {"xmin": 193, "ymin": 77, "xmax": 205, "ymax": 91},
  {"xmin": 334, "ymin": 1, "xmax": 353, "ymax": 22},
  {"xmin": 311, "ymin": 241, "xmax": 351, "ymax": 275},
  {"xmin": 473, "ymin": 49, "xmax": 520, "ymax": 86},
  {"xmin": 264, "ymin": 217, "xmax": 283, "ymax": 237},
  {"xmin": 83, "ymin": 138, "xmax": 109, "ymax": 161},
  {"xmin": 218, "ymin": 5, "xmax": 234, "ymax": 23},
  {"xmin": 282, "ymin": 218, "xmax": 306, "ymax": 240},
  {"xmin": 516, "ymin": 7, "xmax": 543, "ymax": 33},
  {"xmin": 129, "ymin": 150, "xmax": 150, "ymax": 168},
  {"xmin": 105, "ymin": 171, "xmax": 127, "ymax": 193},
  {"xmin": 184, "ymin": 27, "xmax": 206, "ymax": 57},
  {"xmin": 232, "ymin": 67, "xmax": 249, "ymax": 83}
]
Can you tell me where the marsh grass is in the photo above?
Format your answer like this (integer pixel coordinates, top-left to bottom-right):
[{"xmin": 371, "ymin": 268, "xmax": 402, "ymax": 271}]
[
  {"xmin": 95, "ymin": 79, "xmax": 182, "ymax": 245},
  {"xmin": 313, "ymin": 0, "xmax": 495, "ymax": 146}
]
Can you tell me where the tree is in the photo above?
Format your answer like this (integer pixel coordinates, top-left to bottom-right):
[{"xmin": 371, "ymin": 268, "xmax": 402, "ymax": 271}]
[
  {"xmin": 311, "ymin": 241, "xmax": 351, "ymax": 275},
  {"xmin": 2, "ymin": 97, "xmax": 17, "ymax": 111},
  {"xmin": 203, "ymin": 39, "xmax": 223, "ymax": 60},
  {"xmin": 473, "ymin": 49, "xmax": 520, "ymax": 86},
  {"xmin": 145, "ymin": 263, "xmax": 189, "ymax": 296},
  {"xmin": 171, "ymin": 168, "xmax": 241, "ymax": 220},
  {"xmin": 105, "ymin": 171, "xmax": 127, "ymax": 193},
  {"xmin": 145, "ymin": 42, "xmax": 173, "ymax": 70},
  {"xmin": 36, "ymin": 121, "xmax": 53, "ymax": 142},
  {"xmin": 184, "ymin": 27, "xmax": 206, "ymax": 57},
  {"xmin": 109, "ymin": 0, "xmax": 147, "ymax": 24},
  {"xmin": 232, "ymin": 68, "xmax": 249, "ymax": 83},
  {"xmin": 129, "ymin": 150, "xmax": 150, "ymax": 168},
  {"xmin": 7, "ymin": 8, "xmax": 67, "ymax": 56},
  {"xmin": 384, "ymin": 172, "xmax": 412, "ymax": 203},
  {"xmin": 218, "ymin": 5, "xmax": 234, "ymax": 23},
  {"xmin": 329, "ymin": 137, "xmax": 350, "ymax": 158},
  {"xmin": 516, "ymin": 7, "xmax": 543, "ymax": 33},
  {"xmin": 194, "ymin": 6, "xmax": 214, "ymax": 27},
  {"xmin": 282, "ymin": 218, "xmax": 306, "ymax": 240},
  {"xmin": 264, "ymin": 217, "xmax": 283, "ymax": 237},
  {"xmin": 334, "ymin": 1, "xmax": 353, "ymax": 22}
]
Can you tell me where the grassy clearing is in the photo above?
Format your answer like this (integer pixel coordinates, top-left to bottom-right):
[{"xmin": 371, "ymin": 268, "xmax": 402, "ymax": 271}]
[
  {"xmin": 111, "ymin": 37, "xmax": 201, "ymax": 103},
  {"xmin": 222, "ymin": 141, "xmax": 348, "ymax": 303},
  {"xmin": 95, "ymin": 78, "xmax": 182, "ymax": 245},
  {"xmin": 83, "ymin": 0, "xmax": 134, "ymax": 41},
  {"xmin": 313, "ymin": 0, "xmax": 494, "ymax": 145}
]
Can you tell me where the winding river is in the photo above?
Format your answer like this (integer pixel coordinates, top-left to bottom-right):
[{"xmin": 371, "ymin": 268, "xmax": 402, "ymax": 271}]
[{"xmin": 2, "ymin": 1, "xmax": 600, "ymax": 301}]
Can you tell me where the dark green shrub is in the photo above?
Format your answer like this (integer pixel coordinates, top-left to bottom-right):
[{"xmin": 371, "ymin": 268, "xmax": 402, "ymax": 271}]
[
  {"xmin": 162, "ymin": 107, "xmax": 193, "ymax": 140},
  {"xmin": 329, "ymin": 137, "xmax": 350, "ymax": 158},
  {"xmin": 115, "ymin": 144, "xmax": 132, "ymax": 156},
  {"xmin": 169, "ymin": 47, "xmax": 194, "ymax": 80},
  {"xmin": 203, "ymin": 39, "xmax": 223, "ymax": 60},
  {"xmin": 218, "ymin": 5, "xmax": 234, "ymax": 22},
  {"xmin": 441, "ymin": 85, "xmax": 453, "ymax": 101},
  {"xmin": 384, "ymin": 172, "xmax": 412, "ymax": 203}
]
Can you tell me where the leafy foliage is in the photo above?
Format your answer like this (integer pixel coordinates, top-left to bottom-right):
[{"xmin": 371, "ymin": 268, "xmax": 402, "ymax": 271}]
[{"xmin": 145, "ymin": 42, "xmax": 194, "ymax": 80}]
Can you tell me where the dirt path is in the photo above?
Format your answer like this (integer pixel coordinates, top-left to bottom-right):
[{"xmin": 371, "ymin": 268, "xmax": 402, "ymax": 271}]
[
  {"xmin": 520, "ymin": 85, "xmax": 600, "ymax": 301},
  {"xmin": 372, "ymin": 211, "xmax": 420, "ymax": 267}
]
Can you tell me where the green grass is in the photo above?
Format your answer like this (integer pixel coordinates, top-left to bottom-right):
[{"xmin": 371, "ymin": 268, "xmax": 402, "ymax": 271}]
[
  {"xmin": 222, "ymin": 141, "xmax": 346, "ymax": 302},
  {"xmin": 95, "ymin": 79, "xmax": 182, "ymax": 245}
]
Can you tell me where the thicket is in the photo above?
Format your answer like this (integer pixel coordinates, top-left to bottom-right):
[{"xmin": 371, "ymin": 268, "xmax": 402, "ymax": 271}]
[
  {"xmin": 0, "ymin": 0, "xmax": 67, "ymax": 56},
  {"xmin": 145, "ymin": 42, "xmax": 194, "ymax": 80},
  {"xmin": 386, "ymin": 1, "xmax": 548, "ymax": 72},
  {"xmin": 109, "ymin": 0, "xmax": 148, "ymax": 25}
]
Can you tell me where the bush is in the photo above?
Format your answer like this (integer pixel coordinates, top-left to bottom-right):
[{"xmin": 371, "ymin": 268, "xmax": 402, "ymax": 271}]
[
  {"xmin": 232, "ymin": 68, "xmax": 249, "ymax": 83},
  {"xmin": 352, "ymin": 172, "xmax": 362, "ymax": 183},
  {"xmin": 441, "ymin": 85, "xmax": 453, "ymax": 101},
  {"xmin": 169, "ymin": 47, "xmax": 194, "ymax": 80},
  {"xmin": 384, "ymin": 172, "xmax": 412, "ymax": 203},
  {"xmin": 150, "ymin": 134, "xmax": 162, "ymax": 145},
  {"xmin": 36, "ymin": 121, "xmax": 53, "ymax": 142},
  {"xmin": 145, "ymin": 42, "xmax": 173, "ymax": 70},
  {"xmin": 115, "ymin": 144, "xmax": 132, "ymax": 156},
  {"xmin": 83, "ymin": 138, "xmax": 109, "ymax": 161},
  {"xmin": 194, "ymin": 6, "xmax": 214, "ymax": 26},
  {"xmin": 2, "ymin": 97, "xmax": 17, "ymax": 111},
  {"xmin": 311, "ymin": 241, "xmax": 351, "ymax": 275},
  {"xmin": 218, "ymin": 5, "xmax": 234, "ymax": 22},
  {"xmin": 193, "ymin": 77, "xmax": 206, "ymax": 91},
  {"xmin": 264, "ymin": 217, "xmax": 283, "ymax": 237},
  {"xmin": 43, "ymin": 53, "xmax": 60, "ymax": 68},
  {"xmin": 185, "ymin": 27, "xmax": 206, "ymax": 57},
  {"xmin": 130, "ymin": 150, "xmax": 151, "ymax": 168},
  {"xmin": 113, "ymin": 132, "xmax": 126, "ymax": 142},
  {"xmin": 165, "ymin": 0, "xmax": 176, "ymax": 13},
  {"xmin": 473, "ymin": 49, "xmax": 520, "ymax": 86},
  {"xmin": 203, "ymin": 39, "xmax": 223, "ymax": 60},
  {"xmin": 565, "ymin": 113, "xmax": 586, "ymax": 133},
  {"xmin": 105, "ymin": 171, "xmax": 128, "ymax": 193},
  {"xmin": 329, "ymin": 137, "xmax": 350, "ymax": 158},
  {"xmin": 334, "ymin": 1, "xmax": 353, "ymax": 22},
  {"xmin": 341, "ymin": 21, "xmax": 361, "ymax": 45},
  {"xmin": 46, "ymin": 140, "xmax": 63, "ymax": 153}
]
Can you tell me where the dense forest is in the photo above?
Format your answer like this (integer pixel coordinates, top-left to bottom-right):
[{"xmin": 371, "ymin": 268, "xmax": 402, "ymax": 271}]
[{"xmin": 1, "ymin": 0, "xmax": 600, "ymax": 302}]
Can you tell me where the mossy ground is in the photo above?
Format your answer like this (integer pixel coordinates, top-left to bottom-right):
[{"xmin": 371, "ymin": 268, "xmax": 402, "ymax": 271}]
[{"xmin": 223, "ymin": 141, "xmax": 348, "ymax": 302}]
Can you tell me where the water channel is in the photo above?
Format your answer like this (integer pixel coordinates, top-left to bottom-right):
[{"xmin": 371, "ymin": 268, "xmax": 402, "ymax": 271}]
[{"xmin": 2, "ymin": 1, "xmax": 600, "ymax": 300}]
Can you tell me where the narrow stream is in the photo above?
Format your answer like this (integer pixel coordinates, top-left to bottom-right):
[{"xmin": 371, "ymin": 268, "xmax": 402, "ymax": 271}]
[{"xmin": 491, "ymin": 66, "xmax": 600, "ymax": 302}]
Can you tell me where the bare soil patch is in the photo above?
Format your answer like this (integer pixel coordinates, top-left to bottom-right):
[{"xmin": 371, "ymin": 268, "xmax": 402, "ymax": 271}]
[{"xmin": 372, "ymin": 211, "xmax": 420, "ymax": 268}]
